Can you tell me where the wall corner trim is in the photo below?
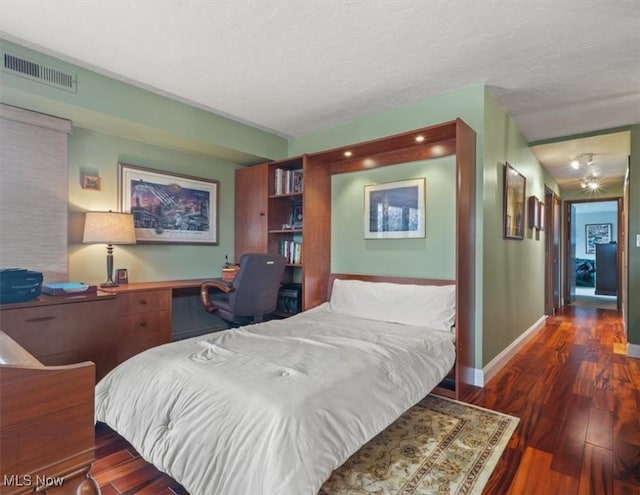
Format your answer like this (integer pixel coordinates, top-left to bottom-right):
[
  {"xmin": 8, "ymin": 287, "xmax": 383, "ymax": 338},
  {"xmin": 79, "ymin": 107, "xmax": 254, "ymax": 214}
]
[{"xmin": 480, "ymin": 315, "xmax": 547, "ymax": 386}]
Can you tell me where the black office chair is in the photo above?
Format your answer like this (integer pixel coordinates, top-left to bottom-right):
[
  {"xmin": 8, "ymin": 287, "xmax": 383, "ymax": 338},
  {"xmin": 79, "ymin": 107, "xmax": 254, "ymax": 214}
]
[{"xmin": 200, "ymin": 253, "xmax": 286, "ymax": 327}]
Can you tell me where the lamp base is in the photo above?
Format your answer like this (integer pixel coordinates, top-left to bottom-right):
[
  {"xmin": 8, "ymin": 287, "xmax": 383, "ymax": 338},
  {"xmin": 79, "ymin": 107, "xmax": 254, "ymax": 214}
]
[{"xmin": 100, "ymin": 281, "xmax": 119, "ymax": 288}]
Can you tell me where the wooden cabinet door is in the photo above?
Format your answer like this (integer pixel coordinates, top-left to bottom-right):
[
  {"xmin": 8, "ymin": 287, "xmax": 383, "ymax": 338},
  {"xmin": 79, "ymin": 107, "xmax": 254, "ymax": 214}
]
[
  {"xmin": 235, "ymin": 163, "xmax": 268, "ymax": 259},
  {"xmin": 116, "ymin": 290, "xmax": 172, "ymax": 363},
  {"xmin": 118, "ymin": 310, "xmax": 171, "ymax": 363}
]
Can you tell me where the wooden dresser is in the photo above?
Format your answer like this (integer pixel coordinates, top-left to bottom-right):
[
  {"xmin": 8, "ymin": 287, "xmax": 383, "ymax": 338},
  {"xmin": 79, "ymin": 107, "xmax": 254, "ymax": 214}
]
[{"xmin": 0, "ymin": 292, "xmax": 118, "ymax": 381}]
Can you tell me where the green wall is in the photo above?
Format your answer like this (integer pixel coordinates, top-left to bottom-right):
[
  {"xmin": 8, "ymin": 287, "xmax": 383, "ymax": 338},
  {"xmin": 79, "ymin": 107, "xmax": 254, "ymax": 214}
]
[
  {"xmin": 482, "ymin": 90, "xmax": 555, "ymax": 365},
  {"xmin": 1, "ymin": 39, "xmax": 287, "ymax": 164},
  {"xmin": 628, "ymin": 125, "xmax": 640, "ymax": 350},
  {"xmin": 67, "ymin": 128, "xmax": 240, "ymax": 284},
  {"xmin": 331, "ymin": 157, "xmax": 456, "ymax": 279}
]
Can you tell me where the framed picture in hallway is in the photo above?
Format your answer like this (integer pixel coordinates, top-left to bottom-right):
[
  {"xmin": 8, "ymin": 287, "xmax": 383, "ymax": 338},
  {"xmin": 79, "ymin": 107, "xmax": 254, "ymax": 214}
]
[
  {"xmin": 585, "ymin": 223, "xmax": 612, "ymax": 254},
  {"xmin": 503, "ymin": 163, "xmax": 526, "ymax": 239}
]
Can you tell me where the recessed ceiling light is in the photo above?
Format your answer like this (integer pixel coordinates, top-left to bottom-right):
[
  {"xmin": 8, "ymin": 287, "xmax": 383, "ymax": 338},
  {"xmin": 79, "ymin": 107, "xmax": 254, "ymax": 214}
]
[
  {"xmin": 415, "ymin": 135, "xmax": 425, "ymax": 143},
  {"xmin": 344, "ymin": 151, "xmax": 352, "ymax": 157},
  {"xmin": 363, "ymin": 158, "xmax": 376, "ymax": 167},
  {"xmin": 570, "ymin": 159, "xmax": 580, "ymax": 169}
]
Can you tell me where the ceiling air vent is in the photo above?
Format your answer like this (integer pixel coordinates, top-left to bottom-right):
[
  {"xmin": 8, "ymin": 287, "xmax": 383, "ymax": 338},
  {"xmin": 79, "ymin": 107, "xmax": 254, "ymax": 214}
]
[{"xmin": 2, "ymin": 52, "xmax": 77, "ymax": 93}]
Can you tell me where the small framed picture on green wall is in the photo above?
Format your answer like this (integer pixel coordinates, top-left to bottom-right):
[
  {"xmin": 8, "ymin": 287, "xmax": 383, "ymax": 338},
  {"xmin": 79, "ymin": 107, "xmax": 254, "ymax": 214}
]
[{"xmin": 364, "ymin": 178, "xmax": 425, "ymax": 239}]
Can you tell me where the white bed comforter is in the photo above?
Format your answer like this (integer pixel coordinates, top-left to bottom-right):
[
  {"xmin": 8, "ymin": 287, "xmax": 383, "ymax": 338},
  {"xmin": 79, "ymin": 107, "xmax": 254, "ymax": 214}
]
[{"xmin": 95, "ymin": 303, "xmax": 455, "ymax": 495}]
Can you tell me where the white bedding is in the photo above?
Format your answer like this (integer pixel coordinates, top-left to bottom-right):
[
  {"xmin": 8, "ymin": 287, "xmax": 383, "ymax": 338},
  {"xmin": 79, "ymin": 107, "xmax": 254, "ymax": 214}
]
[{"xmin": 95, "ymin": 303, "xmax": 455, "ymax": 495}]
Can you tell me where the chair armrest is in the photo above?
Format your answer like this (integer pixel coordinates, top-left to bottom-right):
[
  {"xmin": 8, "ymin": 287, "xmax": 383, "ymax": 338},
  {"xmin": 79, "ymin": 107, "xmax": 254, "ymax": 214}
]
[{"xmin": 200, "ymin": 280, "xmax": 234, "ymax": 313}]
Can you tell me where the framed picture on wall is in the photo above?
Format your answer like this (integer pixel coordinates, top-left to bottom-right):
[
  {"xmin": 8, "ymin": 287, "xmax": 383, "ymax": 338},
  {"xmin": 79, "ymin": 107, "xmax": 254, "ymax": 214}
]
[
  {"xmin": 527, "ymin": 195, "xmax": 539, "ymax": 230},
  {"xmin": 364, "ymin": 178, "xmax": 425, "ymax": 239},
  {"xmin": 119, "ymin": 163, "xmax": 219, "ymax": 244},
  {"xmin": 82, "ymin": 174, "xmax": 102, "ymax": 191},
  {"xmin": 585, "ymin": 223, "xmax": 612, "ymax": 254},
  {"xmin": 503, "ymin": 163, "xmax": 526, "ymax": 239}
]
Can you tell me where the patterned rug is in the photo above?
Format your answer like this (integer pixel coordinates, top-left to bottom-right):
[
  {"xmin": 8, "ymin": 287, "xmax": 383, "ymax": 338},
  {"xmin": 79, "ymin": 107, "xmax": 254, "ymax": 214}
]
[{"xmin": 319, "ymin": 395, "xmax": 519, "ymax": 495}]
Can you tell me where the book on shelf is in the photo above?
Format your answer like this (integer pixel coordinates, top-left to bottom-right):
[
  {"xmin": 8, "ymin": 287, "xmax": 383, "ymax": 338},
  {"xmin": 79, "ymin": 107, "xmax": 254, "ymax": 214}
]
[
  {"xmin": 41, "ymin": 282, "xmax": 97, "ymax": 296},
  {"xmin": 290, "ymin": 201, "xmax": 303, "ymax": 229},
  {"xmin": 274, "ymin": 168, "xmax": 303, "ymax": 195},
  {"xmin": 279, "ymin": 240, "xmax": 303, "ymax": 265}
]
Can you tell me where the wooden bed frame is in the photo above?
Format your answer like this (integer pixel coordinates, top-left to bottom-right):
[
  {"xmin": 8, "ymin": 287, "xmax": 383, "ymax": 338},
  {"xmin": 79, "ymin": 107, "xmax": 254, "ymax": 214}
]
[
  {"xmin": 328, "ymin": 273, "xmax": 465, "ymax": 399},
  {"xmin": 0, "ymin": 331, "xmax": 99, "ymax": 495}
]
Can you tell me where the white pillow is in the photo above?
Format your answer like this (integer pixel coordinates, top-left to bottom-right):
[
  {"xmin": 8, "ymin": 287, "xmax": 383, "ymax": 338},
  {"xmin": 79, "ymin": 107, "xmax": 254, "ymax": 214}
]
[{"xmin": 328, "ymin": 278, "xmax": 456, "ymax": 331}]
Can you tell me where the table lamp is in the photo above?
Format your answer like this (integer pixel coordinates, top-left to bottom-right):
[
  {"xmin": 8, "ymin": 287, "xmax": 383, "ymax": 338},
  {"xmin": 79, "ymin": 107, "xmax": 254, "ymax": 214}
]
[{"xmin": 83, "ymin": 211, "xmax": 136, "ymax": 287}]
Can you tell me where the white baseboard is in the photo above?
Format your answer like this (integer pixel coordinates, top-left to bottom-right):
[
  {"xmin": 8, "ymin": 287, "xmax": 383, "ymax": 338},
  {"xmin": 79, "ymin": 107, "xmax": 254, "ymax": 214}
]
[
  {"xmin": 463, "ymin": 367, "xmax": 484, "ymax": 387},
  {"xmin": 480, "ymin": 315, "xmax": 547, "ymax": 386},
  {"xmin": 628, "ymin": 343, "xmax": 640, "ymax": 359}
]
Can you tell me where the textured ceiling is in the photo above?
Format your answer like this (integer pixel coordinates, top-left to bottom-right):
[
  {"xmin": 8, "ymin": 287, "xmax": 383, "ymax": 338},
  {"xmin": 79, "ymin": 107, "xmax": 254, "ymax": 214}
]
[{"xmin": 1, "ymin": 1, "xmax": 639, "ymax": 187}]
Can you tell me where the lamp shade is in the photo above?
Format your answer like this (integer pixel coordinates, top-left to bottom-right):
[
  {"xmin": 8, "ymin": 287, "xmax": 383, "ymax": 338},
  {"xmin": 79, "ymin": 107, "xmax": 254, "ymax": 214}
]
[{"xmin": 83, "ymin": 211, "xmax": 136, "ymax": 244}]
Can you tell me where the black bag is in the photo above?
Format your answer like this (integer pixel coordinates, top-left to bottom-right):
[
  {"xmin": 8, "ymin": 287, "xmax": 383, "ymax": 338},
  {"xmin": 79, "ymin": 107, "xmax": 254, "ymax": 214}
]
[{"xmin": 0, "ymin": 268, "xmax": 43, "ymax": 304}]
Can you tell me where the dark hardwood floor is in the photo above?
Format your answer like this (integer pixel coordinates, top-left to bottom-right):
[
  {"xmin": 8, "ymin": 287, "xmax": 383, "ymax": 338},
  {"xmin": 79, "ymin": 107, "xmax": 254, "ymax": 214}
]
[{"xmin": 92, "ymin": 306, "xmax": 640, "ymax": 494}]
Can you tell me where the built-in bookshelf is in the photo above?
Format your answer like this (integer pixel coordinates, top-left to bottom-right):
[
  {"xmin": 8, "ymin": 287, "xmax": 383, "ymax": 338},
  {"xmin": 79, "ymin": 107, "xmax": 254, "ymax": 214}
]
[
  {"xmin": 234, "ymin": 156, "xmax": 306, "ymax": 292},
  {"xmin": 267, "ymin": 157, "xmax": 304, "ymax": 279}
]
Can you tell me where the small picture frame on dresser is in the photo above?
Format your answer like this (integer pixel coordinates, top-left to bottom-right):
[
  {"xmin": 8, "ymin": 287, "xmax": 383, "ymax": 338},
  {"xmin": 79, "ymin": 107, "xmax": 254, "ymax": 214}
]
[{"xmin": 115, "ymin": 268, "xmax": 129, "ymax": 284}]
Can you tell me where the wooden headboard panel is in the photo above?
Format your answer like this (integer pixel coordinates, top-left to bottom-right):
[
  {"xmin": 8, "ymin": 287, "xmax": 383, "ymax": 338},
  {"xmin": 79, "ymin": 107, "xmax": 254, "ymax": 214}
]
[
  {"xmin": 326, "ymin": 273, "xmax": 465, "ymax": 399},
  {"xmin": 0, "ymin": 331, "xmax": 99, "ymax": 495}
]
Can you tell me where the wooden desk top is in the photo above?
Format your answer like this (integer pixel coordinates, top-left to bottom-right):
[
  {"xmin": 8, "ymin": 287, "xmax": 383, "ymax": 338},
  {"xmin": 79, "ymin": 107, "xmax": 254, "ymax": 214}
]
[
  {"xmin": 99, "ymin": 278, "xmax": 212, "ymax": 293},
  {"xmin": 0, "ymin": 279, "xmax": 212, "ymax": 310},
  {"xmin": 0, "ymin": 290, "xmax": 116, "ymax": 310}
]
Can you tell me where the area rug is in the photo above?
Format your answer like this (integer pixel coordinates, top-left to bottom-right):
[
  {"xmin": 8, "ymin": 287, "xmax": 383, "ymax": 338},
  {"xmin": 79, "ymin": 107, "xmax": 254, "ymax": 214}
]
[{"xmin": 319, "ymin": 395, "xmax": 519, "ymax": 495}]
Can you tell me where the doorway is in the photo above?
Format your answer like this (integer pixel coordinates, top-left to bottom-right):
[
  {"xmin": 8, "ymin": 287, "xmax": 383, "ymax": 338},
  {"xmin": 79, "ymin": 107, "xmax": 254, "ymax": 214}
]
[
  {"xmin": 544, "ymin": 187, "xmax": 561, "ymax": 315},
  {"xmin": 564, "ymin": 198, "xmax": 622, "ymax": 310}
]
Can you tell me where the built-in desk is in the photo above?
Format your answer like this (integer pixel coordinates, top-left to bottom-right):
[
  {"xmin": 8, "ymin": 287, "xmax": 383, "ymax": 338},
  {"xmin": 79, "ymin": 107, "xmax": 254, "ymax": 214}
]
[
  {"xmin": 1, "ymin": 280, "xmax": 225, "ymax": 379},
  {"xmin": 101, "ymin": 279, "xmax": 226, "ymax": 361}
]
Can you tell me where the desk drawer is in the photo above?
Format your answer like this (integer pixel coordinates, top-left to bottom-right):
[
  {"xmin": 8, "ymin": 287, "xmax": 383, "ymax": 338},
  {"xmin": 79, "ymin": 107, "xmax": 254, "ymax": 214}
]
[
  {"xmin": 118, "ymin": 289, "xmax": 170, "ymax": 315},
  {"xmin": 118, "ymin": 310, "xmax": 171, "ymax": 362},
  {"xmin": 1, "ymin": 299, "xmax": 116, "ymax": 359},
  {"xmin": 1, "ymin": 298, "xmax": 118, "ymax": 381}
]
